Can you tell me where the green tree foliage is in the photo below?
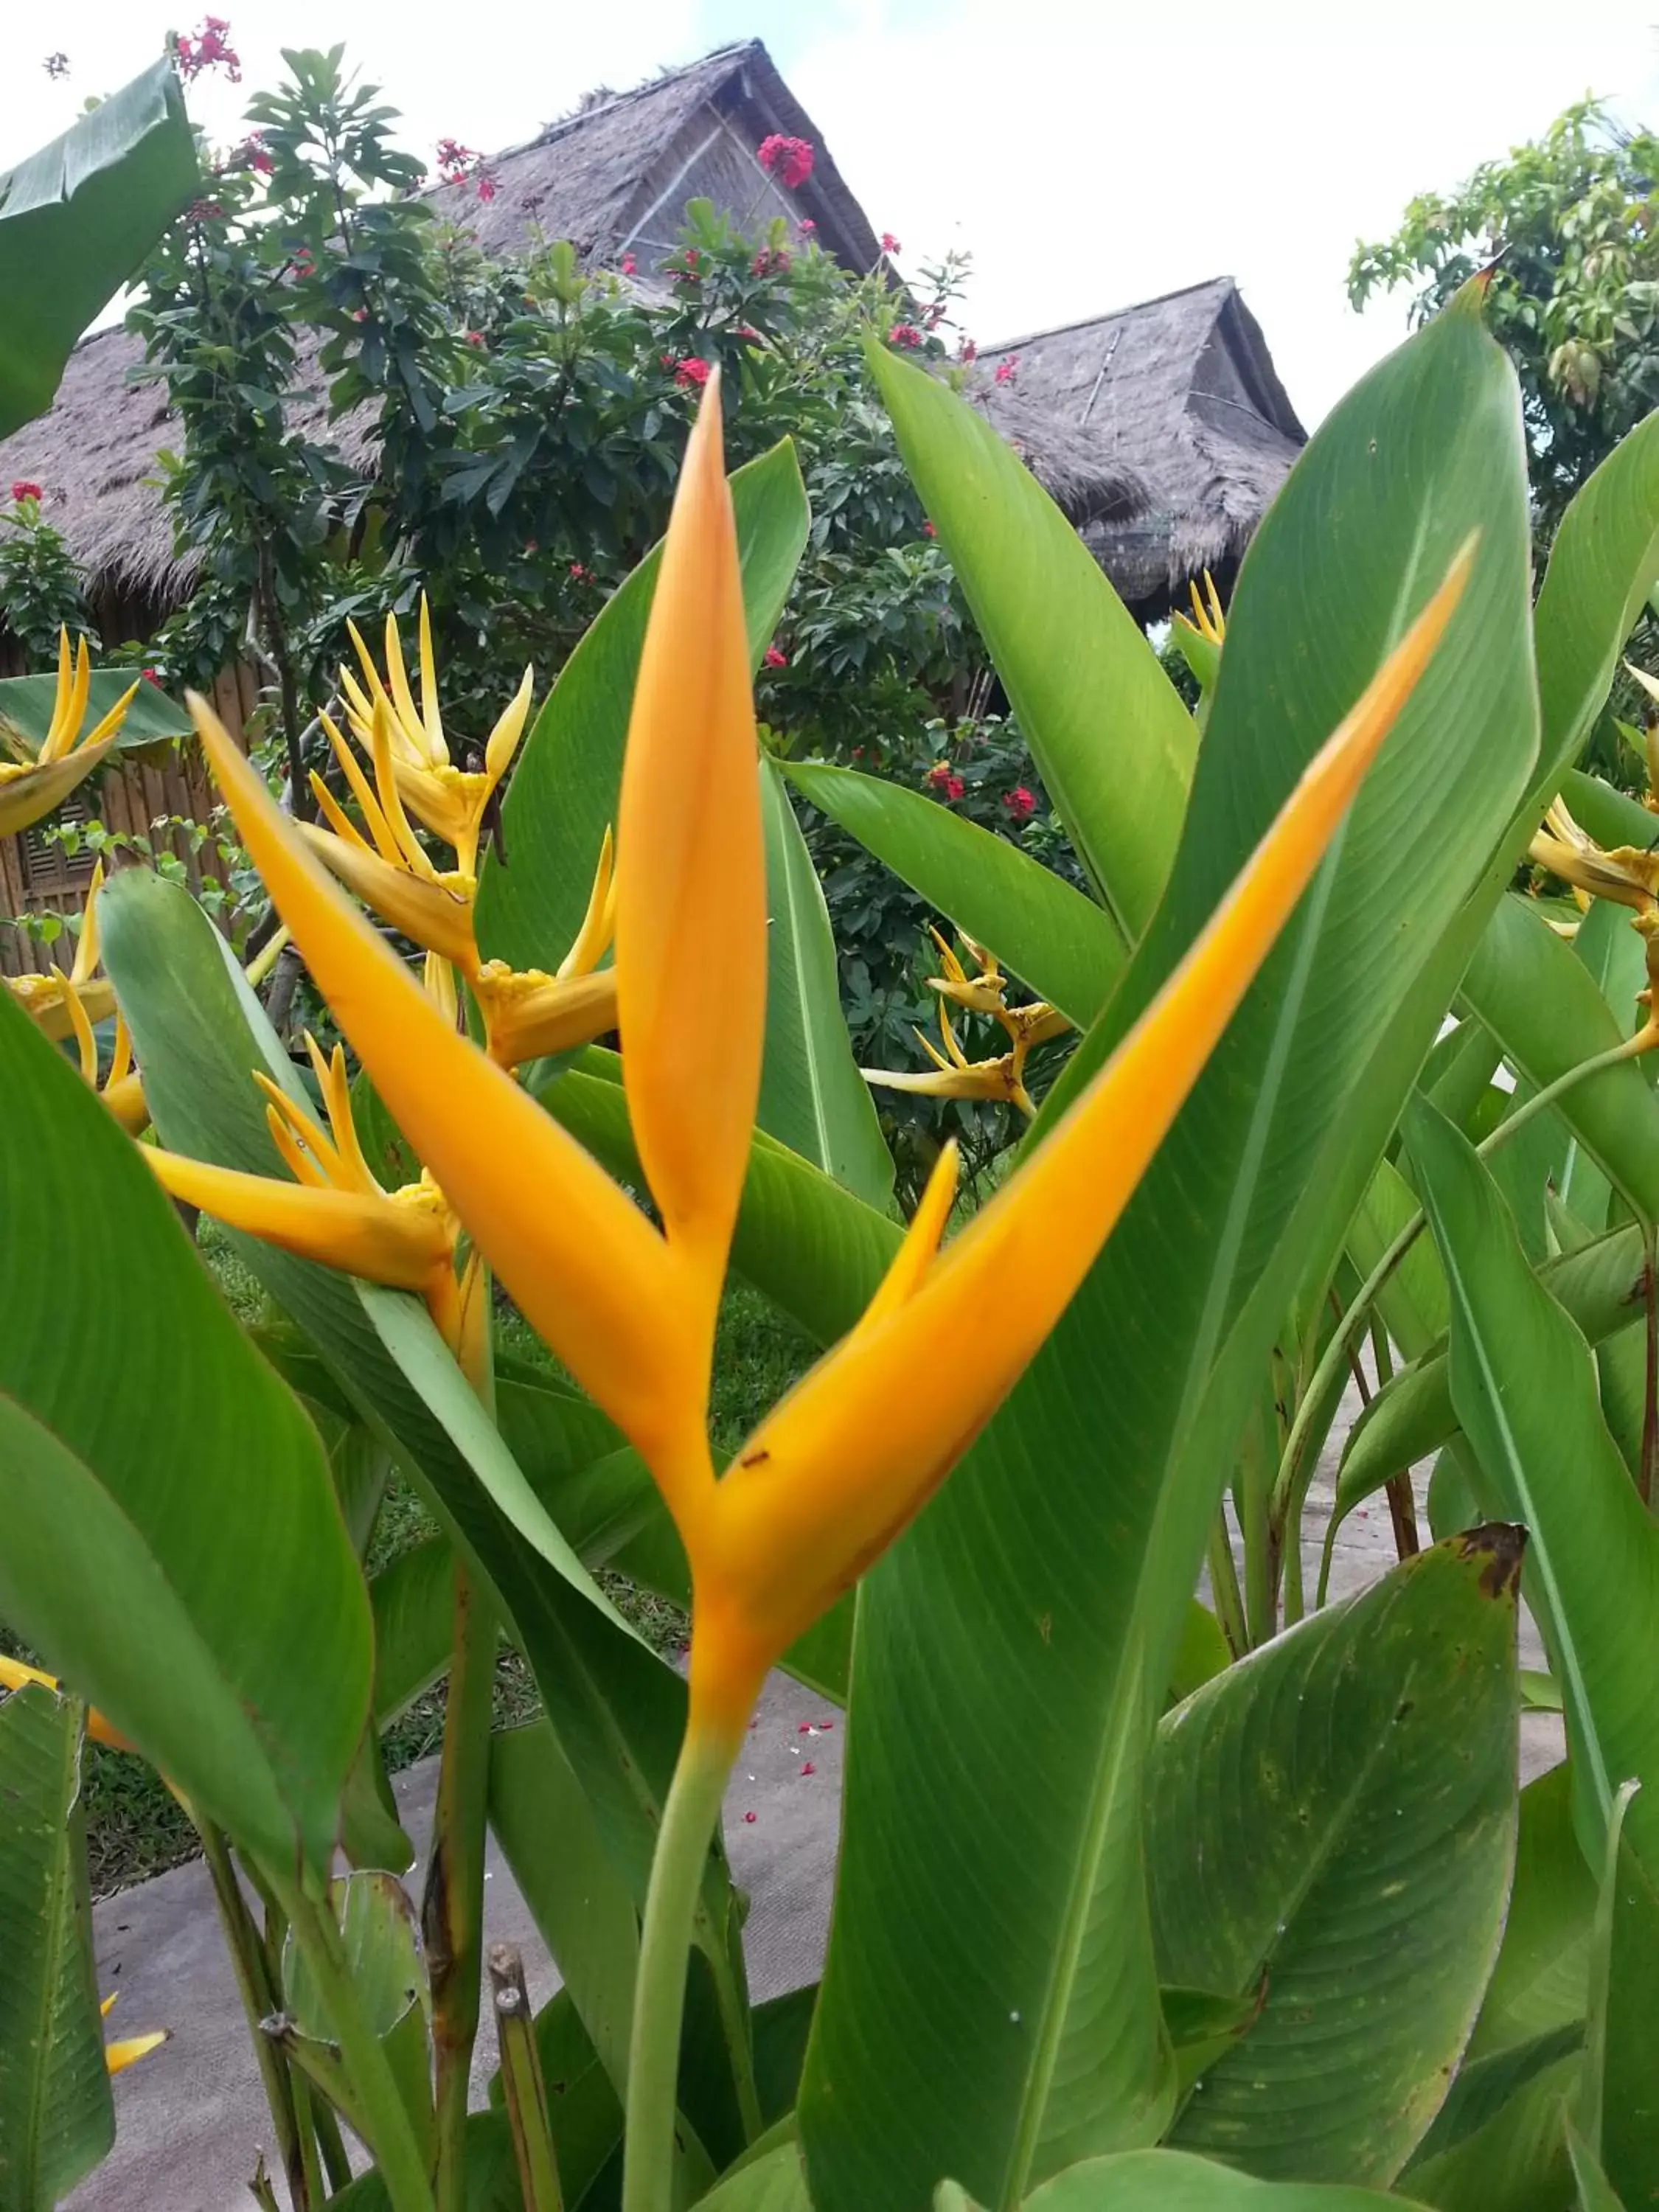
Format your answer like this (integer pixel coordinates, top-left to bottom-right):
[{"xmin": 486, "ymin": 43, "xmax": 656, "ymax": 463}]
[{"xmin": 1350, "ymin": 100, "xmax": 1659, "ymax": 534}]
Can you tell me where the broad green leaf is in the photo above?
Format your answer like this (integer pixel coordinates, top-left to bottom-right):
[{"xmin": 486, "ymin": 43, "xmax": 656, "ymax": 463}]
[
  {"xmin": 1470, "ymin": 1764, "xmax": 1596, "ymax": 2059},
  {"xmin": 1347, "ymin": 1153, "xmax": 1447, "ymax": 1361},
  {"xmin": 867, "ymin": 342, "xmax": 1193, "ymax": 939},
  {"xmin": 1531, "ymin": 413, "xmax": 1659, "ymax": 804},
  {"xmin": 473, "ymin": 440, "xmax": 808, "ymax": 974},
  {"xmin": 697, "ymin": 2141, "xmax": 813, "ymax": 2211},
  {"xmin": 0, "ymin": 987, "xmax": 370, "ymax": 1874},
  {"xmin": 282, "ymin": 1871, "xmax": 432, "ymax": 2159},
  {"xmin": 0, "ymin": 669, "xmax": 192, "ymax": 752},
  {"xmin": 804, "ymin": 290, "xmax": 1538, "ymax": 2212},
  {"xmin": 1560, "ymin": 896, "xmax": 1647, "ymax": 1226},
  {"xmin": 1148, "ymin": 1531, "xmax": 1520, "ymax": 2181},
  {"xmin": 370, "ymin": 1537, "xmax": 457, "ymax": 1727},
  {"xmin": 1011, "ymin": 2149, "xmax": 1422, "ymax": 2208},
  {"xmin": 1559, "ymin": 768, "xmax": 1656, "ymax": 853},
  {"xmin": 0, "ymin": 1687, "xmax": 111, "ymax": 2212},
  {"xmin": 1400, "ymin": 2029, "xmax": 1579, "ymax": 2212},
  {"xmin": 0, "ymin": 57, "xmax": 198, "ymax": 439},
  {"xmin": 757, "ymin": 757, "xmax": 894, "ymax": 1208},
  {"xmin": 1581, "ymin": 1782, "xmax": 1659, "ymax": 2205},
  {"xmin": 487, "ymin": 1721, "xmax": 638, "ymax": 2092},
  {"xmin": 1568, "ymin": 2132, "xmax": 1630, "ymax": 2212},
  {"xmin": 1458, "ymin": 894, "xmax": 1659, "ymax": 1222},
  {"xmin": 782, "ymin": 759, "xmax": 1122, "ymax": 1024},
  {"xmin": 1328, "ymin": 1220, "xmax": 1648, "ymax": 1547},
  {"xmin": 1408, "ymin": 1096, "xmax": 1659, "ymax": 1875}
]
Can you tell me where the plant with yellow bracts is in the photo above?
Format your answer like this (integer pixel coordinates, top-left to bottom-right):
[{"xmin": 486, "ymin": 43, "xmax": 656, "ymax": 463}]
[
  {"xmin": 10, "ymin": 286, "xmax": 1655, "ymax": 2212},
  {"xmin": 0, "ymin": 629, "xmax": 139, "ymax": 836}
]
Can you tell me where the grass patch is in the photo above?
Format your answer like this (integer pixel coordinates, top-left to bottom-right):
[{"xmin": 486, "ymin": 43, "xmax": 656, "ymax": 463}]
[{"xmin": 4, "ymin": 1234, "xmax": 817, "ymax": 1896}]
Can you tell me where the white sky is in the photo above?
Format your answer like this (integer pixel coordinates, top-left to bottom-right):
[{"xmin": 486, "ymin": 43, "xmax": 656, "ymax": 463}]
[{"xmin": 5, "ymin": 0, "xmax": 1659, "ymax": 425}]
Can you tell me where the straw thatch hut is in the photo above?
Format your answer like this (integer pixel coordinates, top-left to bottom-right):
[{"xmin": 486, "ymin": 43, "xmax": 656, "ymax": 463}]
[
  {"xmin": 977, "ymin": 277, "xmax": 1307, "ymax": 623},
  {"xmin": 0, "ymin": 42, "xmax": 1303, "ymax": 958}
]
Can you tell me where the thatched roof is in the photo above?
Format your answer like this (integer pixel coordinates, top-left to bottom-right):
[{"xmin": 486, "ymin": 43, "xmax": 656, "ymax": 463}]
[
  {"xmin": 0, "ymin": 39, "xmax": 879, "ymax": 616},
  {"xmin": 977, "ymin": 277, "xmax": 1306, "ymax": 616}
]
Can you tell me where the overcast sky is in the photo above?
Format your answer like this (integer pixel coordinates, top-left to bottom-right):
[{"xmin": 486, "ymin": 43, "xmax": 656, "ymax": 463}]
[{"xmin": 6, "ymin": 0, "xmax": 1659, "ymax": 425}]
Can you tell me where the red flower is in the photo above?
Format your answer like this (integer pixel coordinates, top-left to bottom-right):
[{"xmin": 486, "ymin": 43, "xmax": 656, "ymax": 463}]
[
  {"xmin": 888, "ymin": 323, "xmax": 922, "ymax": 349},
  {"xmin": 922, "ymin": 519, "xmax": 937, "ymax": 539},
  {"xmin": 994, "ymin": 356, "xmax": 1019, "ymax": 386},
  {"xmin": 801, "ymin": 1762, "xmax": 815, "ymax": 1776},
  {"xmin": 734, "ymin": 322, "xmax": 762, "ymax": 343},
  {"xmin": 742, "ymin": 1810, "xmax": 757, "ymax": 1824},
  {"xmin": 960, "ymin": 338, "xmax": 978, "ymax": 364},
  {"xmin": 10, "ymin": 481, "xmax": 42, "ymax": 504},
  {"xmin": 798, "ymin": 1722, "xmax": 812, "ymax": 1733},
  {"xmin": 465, "ymin": 330, "xmax": 485, "ymax": 347},
  {"xmin": 674, "ymin": 356, "xmax": 711, "ymax": 389},
  {"xmin": 476, "ymin": 172, "xmax": 497, "ymax": 204},
  {"xmin": 142, "ymin": 667, "xmax": 161, "ymax": 684},
  {"xmin": 175, "ymin": 15, "xmax": 240, "ymax": 81},
  {"xmin": 925, "ymin": 762, "xmax": 964, "ymax": 802},
  {"xmin": 291, "ymin": 246, "xmax": 316, "ymax": 277},
  {"xmin": 798, "ymin": 218, "xmax": 816, "ymax": 235},
  {"xmin": 757, "ymin": 133, "xmax": 815, "ymax": 189},
  {"xmin": 751, "ymin": 247, "xmax": 790, "ymax": 276},
  {"xmin": 619, "ymin": 253, "xmax": 637, "ymax": 276},
  {"xmin": 763, "ymin": 644, "xmax": 787, "ymax": 668},
  {"xmin": 569, "ymin": 561, "xmax": 591, "ymax": 582},
  {"xmin": 352, "ymin": 307, "xmax": 368, "ymax": 323},
  {"xmin": 880, "ymin": 231, "xmax": 901, "ymax": 254},
  {"xmin": 1001, "ymin": 785, "xmax": 1037, "ymax": 822}
]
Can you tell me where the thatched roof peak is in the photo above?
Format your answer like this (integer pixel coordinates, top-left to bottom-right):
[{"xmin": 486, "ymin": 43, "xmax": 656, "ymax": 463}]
[{"xmin": 976, "ymin": 275, "xmax": 1307, "ymax": 615}]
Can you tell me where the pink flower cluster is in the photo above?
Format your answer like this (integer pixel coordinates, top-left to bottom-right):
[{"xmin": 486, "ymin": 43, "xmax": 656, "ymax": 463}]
[
  {"xmin": 763, "ymin": 645, "xmax": 787, "ymax": 669},
  {"xmin": 619, "ymin": 253, "xmax": 637, "ymax": 277},
  {"xmin": 994, "ymin": 355, "xmax": 1018, "ymax": 386},
  {"xmin": 175, "ymin": 16, "xmax": 240, "ymax": 82},
  {"xmin": 1001, "ymin": 785, "xmax": 1036, "ymax": 822},
  {"xmin": 10, "ymin": 481, "xmax": 43, "ymax": 504},
  {"xmin": 436, "ymin": 138, "xmax": 495, "ymax": 199},
  {"xmin": 232, "ymin": 130, "xmax": 273, "ymax": 175},
  {"xmin": 672, "ymin": 356, "xmax": 711, "ymax": 390},
  {"xmin": 888, "ymin": 323, "xmax": 922, "ymax": 349},
  {"xmin": 757, "ymin": 133, "xmax": 815, "ymax": 189},
  {"xmin": 925, "ymin": 761, "xmax": 965, "ymax": 803},
  {"xmin": 751, "ymin": 247, "xmax": 790, "ymax": 277},
  {"xmin": 880, "ymin": 231, "xmax": 901, "ymax": 254}
]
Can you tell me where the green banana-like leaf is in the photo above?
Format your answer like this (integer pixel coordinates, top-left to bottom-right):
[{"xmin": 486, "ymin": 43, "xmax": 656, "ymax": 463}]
[
  {"xmin": 1001, "ymin": 2149, "xmax": 1425, "ymax": 2208},
  {"xmin": 1560, "ymin": 769, "xmax": 1658, "ymax": 852},
  {"xmin": 1148, "ymin": 1531, "xmax": 1520, "ymax": 2181},
  {"xmin": 370, "ymin": 1537, "xmax": 457, "ymax": 1727},
  {"xmin": 1399, "ymin": 2027, "xmax": 1579, "ymax": 2212},
  {"xmin": 867, "ymin": 342, "xmax": 1193, "ymax": 939},
  {"xmin": 1458, "ymin": 894, "xmax": 1659, "ymax": 1222},
  {"xmin": 0, "ymin": 668, "xmax": 191, "ymax": 753},
  {"xmin": 1408, "ymin": 1095, "xmax": 1659, "ymax": 1876},
  {"xmin": 1346, "ymin": 1152, "xmax": 1447, "ymax": 1360},
  {"xmin": 757, "ymin": 757, "xmax": 894, "ymax": 1208},
  {"xmin": 0, "ymin": 987, "xmax": 370, "ymax": 1874},
  {"xmin": 473, "ymin": 439, "xmax": 807, "ymax": 974},
  {"xmin": 697, "ymin": 2142, "xmax": 812, "ymax": 2211},
  {"xmin": 487, "ymin": 1721, "xmax": 639, "ymax": 2093},
  {"xmin": 1559, "ymin": 895, "xmax": 1647, "ymax": 1228},
  {"xmin": 1327, "ymin": 1221, "xmax": 1648, "ymax": 1548},
  {"xmin": 0, "ymin": 1686, "xmax": 112, "ymax": 2212},
  {"xmin": 1580, "ymin": 1781, "xmax": 1659, "ymax": 2204},
  {"xmin": 802, "ymin": 292, "xmax": 1537, "ymax": 2212},
  {"xmin": 1568, "ymin": 2132, "xmax": 1630, "ymax": 2212},
  {"xmin": 0, "ymin": 56, "xmax": 198, "ymax": 439},
  {"xmin": 782, "ymin": 759, "xmax": 1123, "ymax": 1025},
  {"xmin": 281, "ymin": 1871, "xmax": 433, "ymax": 2160},
  {"xmin": 1470, "ymin": 1763, "xmax": 1597, "ymax": 2060}
]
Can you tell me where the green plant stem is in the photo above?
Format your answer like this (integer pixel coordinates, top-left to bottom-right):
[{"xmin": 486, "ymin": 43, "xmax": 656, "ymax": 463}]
[
  {"xmin": 300, "ymin": 2075, "xmax": 352, "ymax": 2197},
  {"xmin": 265, "ymin": 1866, "xmax": 436, "ymax": 2212},
  {"xmin": 622, "ymin": 1723, "xmax": 738, "ymax": 2212},
  {"xmin": 1237, "ymin": 1406, "xmax": 1277, "ymax": 1649},
  {"xmin": 1273, "ymin": 1031, "xmax": 1651, "ymax": 1587},
  {"xmin": 1206, "ymin": 1506, "xmax": 1248, "ymax": 1659},
  {"xmin": 197, "ymin": 1817, "xmax": 316, "ymax": 2211},
  {"xmin": 425, "ymin": 1562, "xmax": 497, "ymax": 2212},
  {"xmin": 489, "ymin": 1943, "xmax": 563, "ymax": 2211}
]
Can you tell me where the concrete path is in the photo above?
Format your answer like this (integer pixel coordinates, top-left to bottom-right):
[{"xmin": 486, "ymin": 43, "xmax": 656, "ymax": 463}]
[{"xmin": 67, "ymin": 1397, "xmax": 1561, "ymax": 2211}]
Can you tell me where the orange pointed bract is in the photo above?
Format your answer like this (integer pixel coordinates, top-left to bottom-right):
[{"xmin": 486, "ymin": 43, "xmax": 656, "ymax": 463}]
[
  {"xmin": 187, "ymin": 695, "xmax": 694, "ymax": 1464},
  {"xmin": 616, "ymin": 372, "xmax": 767, "ymax": 1318}
]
